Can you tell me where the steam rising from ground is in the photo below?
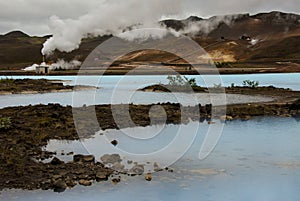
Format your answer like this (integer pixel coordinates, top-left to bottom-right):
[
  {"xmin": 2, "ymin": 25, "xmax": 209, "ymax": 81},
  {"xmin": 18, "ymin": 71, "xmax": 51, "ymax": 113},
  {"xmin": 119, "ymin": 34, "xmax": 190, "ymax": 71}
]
[
  {"xmin": 42, "ymin": 0, "xmax": 248, "ymax": 55},
  {"xmin": 42, "ymin": 0, "xmax": 182, "ymax": 55},
  {"xmin": 180, "ymin": 14, "xmax": 248, "ymax": 35},
  {"xmin": 23, "ymin": 59, "xmax": 81, "ymax": 71}
]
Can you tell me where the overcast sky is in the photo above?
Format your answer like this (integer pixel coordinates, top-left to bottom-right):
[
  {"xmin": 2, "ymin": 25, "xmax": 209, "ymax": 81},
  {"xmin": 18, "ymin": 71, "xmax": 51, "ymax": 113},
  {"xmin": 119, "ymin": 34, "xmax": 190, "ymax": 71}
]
[{"xmin": 0, "ymin": 0, "xmax": 299, "ymax": 36}]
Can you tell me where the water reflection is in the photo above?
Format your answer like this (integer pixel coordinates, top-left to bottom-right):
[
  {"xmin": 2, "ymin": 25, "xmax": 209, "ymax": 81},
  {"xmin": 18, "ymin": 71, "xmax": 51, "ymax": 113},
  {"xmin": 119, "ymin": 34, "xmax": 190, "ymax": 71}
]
[{"xmin": 0, "ymin": 117, "xmax": 294, "ymax": 201}]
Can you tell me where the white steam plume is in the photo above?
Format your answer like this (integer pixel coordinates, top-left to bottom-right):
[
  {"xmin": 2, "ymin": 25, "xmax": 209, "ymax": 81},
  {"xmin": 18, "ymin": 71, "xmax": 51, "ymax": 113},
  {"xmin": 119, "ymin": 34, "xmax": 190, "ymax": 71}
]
[
  {"xmin": 23, "ymin": 59, "xmax": 82, "ymax": 71},
  {"xmin": 42, "ymin": 0, "xmax": 182, "ymax": 55},
  {"xmin": 180, "ymin": 14, "xmax": 249, "ymax": 36}
]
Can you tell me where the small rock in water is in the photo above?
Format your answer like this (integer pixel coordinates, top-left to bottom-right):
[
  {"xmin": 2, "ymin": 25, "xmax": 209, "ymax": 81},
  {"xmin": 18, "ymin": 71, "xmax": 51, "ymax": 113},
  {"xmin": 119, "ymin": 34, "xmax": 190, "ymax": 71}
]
[
  {"xmin": 111, "ymin": 140, "xmax": 118, "ymax": 146},
  {"xmin": 168, "ymin": 168, "xmax": 174, "ymax": 173},
  {"xmin": 165, "ymin": 167, "xmax": 174, "ymax": 172},
  {"xmin": 112, "ymin": 178, "xmax": 121, "ymax": 185},
  {"xmin": 78, "ymin": 179, "xmax": 92, "ymax": 186},
  {"xmin": 145, "ymin": 173, "xmax": 152, "ymax": 181}
]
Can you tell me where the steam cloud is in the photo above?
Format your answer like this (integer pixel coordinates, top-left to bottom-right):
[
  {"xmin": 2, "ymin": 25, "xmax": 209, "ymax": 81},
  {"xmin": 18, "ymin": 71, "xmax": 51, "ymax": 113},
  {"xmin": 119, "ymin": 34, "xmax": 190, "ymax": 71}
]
[
  {"xmin": 42, "ymin": 0, "xmax": 246, "ymax": 55},
  {"xmin": 180, "ymin": 14, "xmax": 249, "ymax": 35},
  {"xmin": 23, "ymin": 59, "xmax": 82, "ymax": 71},
  {"xmin": 42, "ymin": 0, "xmax": 182, "ymax": 55}
]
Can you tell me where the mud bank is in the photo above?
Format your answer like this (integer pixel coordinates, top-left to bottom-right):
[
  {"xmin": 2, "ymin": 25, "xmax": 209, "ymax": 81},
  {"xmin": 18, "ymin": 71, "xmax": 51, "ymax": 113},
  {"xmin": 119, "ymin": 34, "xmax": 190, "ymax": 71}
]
[
  {"xmin": 0, "ymin": 78, "xmax": 97, "ymax": 95},
  {"xmin": 1, "ymin": 100, "xmax": 300, "ymax": 191}
]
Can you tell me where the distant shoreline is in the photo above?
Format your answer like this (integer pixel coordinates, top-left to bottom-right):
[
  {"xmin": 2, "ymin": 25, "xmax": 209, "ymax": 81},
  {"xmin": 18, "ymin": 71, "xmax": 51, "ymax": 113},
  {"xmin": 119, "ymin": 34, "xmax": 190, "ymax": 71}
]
[
  {"xmin": 1, "ymin": 68, "xmax": 300, "ymax": 76},
  {"xmin": 0, "ymin": 78, "xmax": 97, "ymax": 95}
]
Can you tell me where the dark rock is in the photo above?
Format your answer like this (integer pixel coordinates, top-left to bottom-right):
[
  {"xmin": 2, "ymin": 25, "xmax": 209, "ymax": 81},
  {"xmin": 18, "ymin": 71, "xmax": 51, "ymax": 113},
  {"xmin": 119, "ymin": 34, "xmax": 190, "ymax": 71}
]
[
  {"xmin": 53, "ymin": 180, "xmax": 67, "ymax": 193},
  {"xmin": 112, "ymin": 178, "xmax": 121, "ymax": 185},
  {"xmin": 111, "ymin": 140, "xmax": 118, "ymax": 146},
  {"xmin": 145, "ymin": 173, "xmax": 152, "ymax": 181},
  {"xmin": 73, "ymin": 154, "xmax": 95, "ymax": 163},
  {"xmin": 50, "ymin": 157, "xmax": 63, "ymax": 165},
  {"xmin": 96, "ymin": 172, "xmax": 108, "ymax": 181}
]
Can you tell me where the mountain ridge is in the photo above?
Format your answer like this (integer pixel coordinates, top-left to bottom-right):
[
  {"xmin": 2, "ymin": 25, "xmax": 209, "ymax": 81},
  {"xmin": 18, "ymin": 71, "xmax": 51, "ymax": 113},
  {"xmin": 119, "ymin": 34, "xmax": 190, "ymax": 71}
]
[{"xmin": 0, "ymin": 11, "xmax": 299, "ymax": 70}]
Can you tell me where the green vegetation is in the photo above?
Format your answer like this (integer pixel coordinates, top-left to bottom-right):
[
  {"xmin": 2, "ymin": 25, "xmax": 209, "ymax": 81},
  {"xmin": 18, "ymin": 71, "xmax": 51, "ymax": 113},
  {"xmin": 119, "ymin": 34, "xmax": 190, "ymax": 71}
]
[
  {"xmin": 242, "ymin": 80, "xmax": 260, "ymax": 88},
  {"xmin": 0, "ymin": 117, "xmax": 12, "ymax": 130},
  {"xmin": 141, "ymin": 75, "xmax": 206, "ymax": 92},
  {"xmin": 0, "ymin": 77, "xmax": 14, "ymax": 84},
  {"xmin": 214, "ymin": 62, "xmax": 232, "ymax": 68},
  {"xmin": 167, "ymin": 75, "xmax": 197, "ymax": 87}
]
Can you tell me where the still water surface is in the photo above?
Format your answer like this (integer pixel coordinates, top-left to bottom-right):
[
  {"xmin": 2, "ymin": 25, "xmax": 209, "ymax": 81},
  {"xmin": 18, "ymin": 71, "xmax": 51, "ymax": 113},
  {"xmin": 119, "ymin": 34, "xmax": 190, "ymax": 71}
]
[
  {"xmin": 1, "ymin": 117, "xmax": 300, "ymax": 201},
  {"xmin": 3, "ymin": 73, "xmax": 299, "ymax": 108},
  {"xmin": 0, "ymin": 74, "xmax": 299, "ymax": 200}
]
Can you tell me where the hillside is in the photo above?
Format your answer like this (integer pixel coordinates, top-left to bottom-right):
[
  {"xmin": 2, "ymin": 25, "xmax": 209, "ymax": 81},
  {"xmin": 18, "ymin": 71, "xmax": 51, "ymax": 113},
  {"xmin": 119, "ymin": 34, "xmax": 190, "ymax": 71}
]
[{"xmin": 0, "ymin": 11, "xmax": 299, "ymax": 71}]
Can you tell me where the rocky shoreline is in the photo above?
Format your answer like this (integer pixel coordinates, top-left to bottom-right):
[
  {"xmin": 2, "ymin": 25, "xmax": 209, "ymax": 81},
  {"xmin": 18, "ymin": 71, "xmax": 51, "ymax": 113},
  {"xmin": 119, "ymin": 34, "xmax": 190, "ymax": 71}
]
[
  {"xmin": 140, "ymin": 84, "xmax": 296, "ymax": 96},
  {"xmin": 0, "ymin": 78, "xmax": 98, "ymax": 95},
  {"xmin": 1, "ymin": 92, "xmax": 300, "ymax": 191}
]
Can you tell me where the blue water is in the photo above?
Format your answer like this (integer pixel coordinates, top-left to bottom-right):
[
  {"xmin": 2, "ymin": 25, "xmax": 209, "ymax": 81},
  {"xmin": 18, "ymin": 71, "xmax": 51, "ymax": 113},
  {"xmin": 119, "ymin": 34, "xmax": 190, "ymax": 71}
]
[
  {"xmin": 1, "ymin": 117, "xmax": 300, "ymax": 201},
  {"xmin": 1, "ymin": 73, "xmax": 300, "ymax": 89},
  {"xmin": 1, "ymin": 74, "xmax": 300, "ymax": 201},
  {"xmin": 2, "ymin": 73, "xmax": 298, "ymax": 108}
]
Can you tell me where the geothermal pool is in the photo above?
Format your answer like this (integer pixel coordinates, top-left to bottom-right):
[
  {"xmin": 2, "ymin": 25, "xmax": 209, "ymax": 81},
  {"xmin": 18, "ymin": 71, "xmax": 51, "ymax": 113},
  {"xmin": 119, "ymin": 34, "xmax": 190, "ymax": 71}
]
[
  {"xmin": 0, "ymin": 74, "xmax": 299, "ymax": 201},
  {"xmin": 1, "ymin": 117, "xmax": 300, "ymax": 201}
]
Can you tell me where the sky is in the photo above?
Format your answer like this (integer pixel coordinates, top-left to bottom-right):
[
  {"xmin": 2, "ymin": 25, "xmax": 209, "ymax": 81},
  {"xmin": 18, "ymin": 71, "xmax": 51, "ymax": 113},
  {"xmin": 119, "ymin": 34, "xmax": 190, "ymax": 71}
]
[{"xmin": 0, "ymin": 0, "xmax": 299, "ymax": 36}]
